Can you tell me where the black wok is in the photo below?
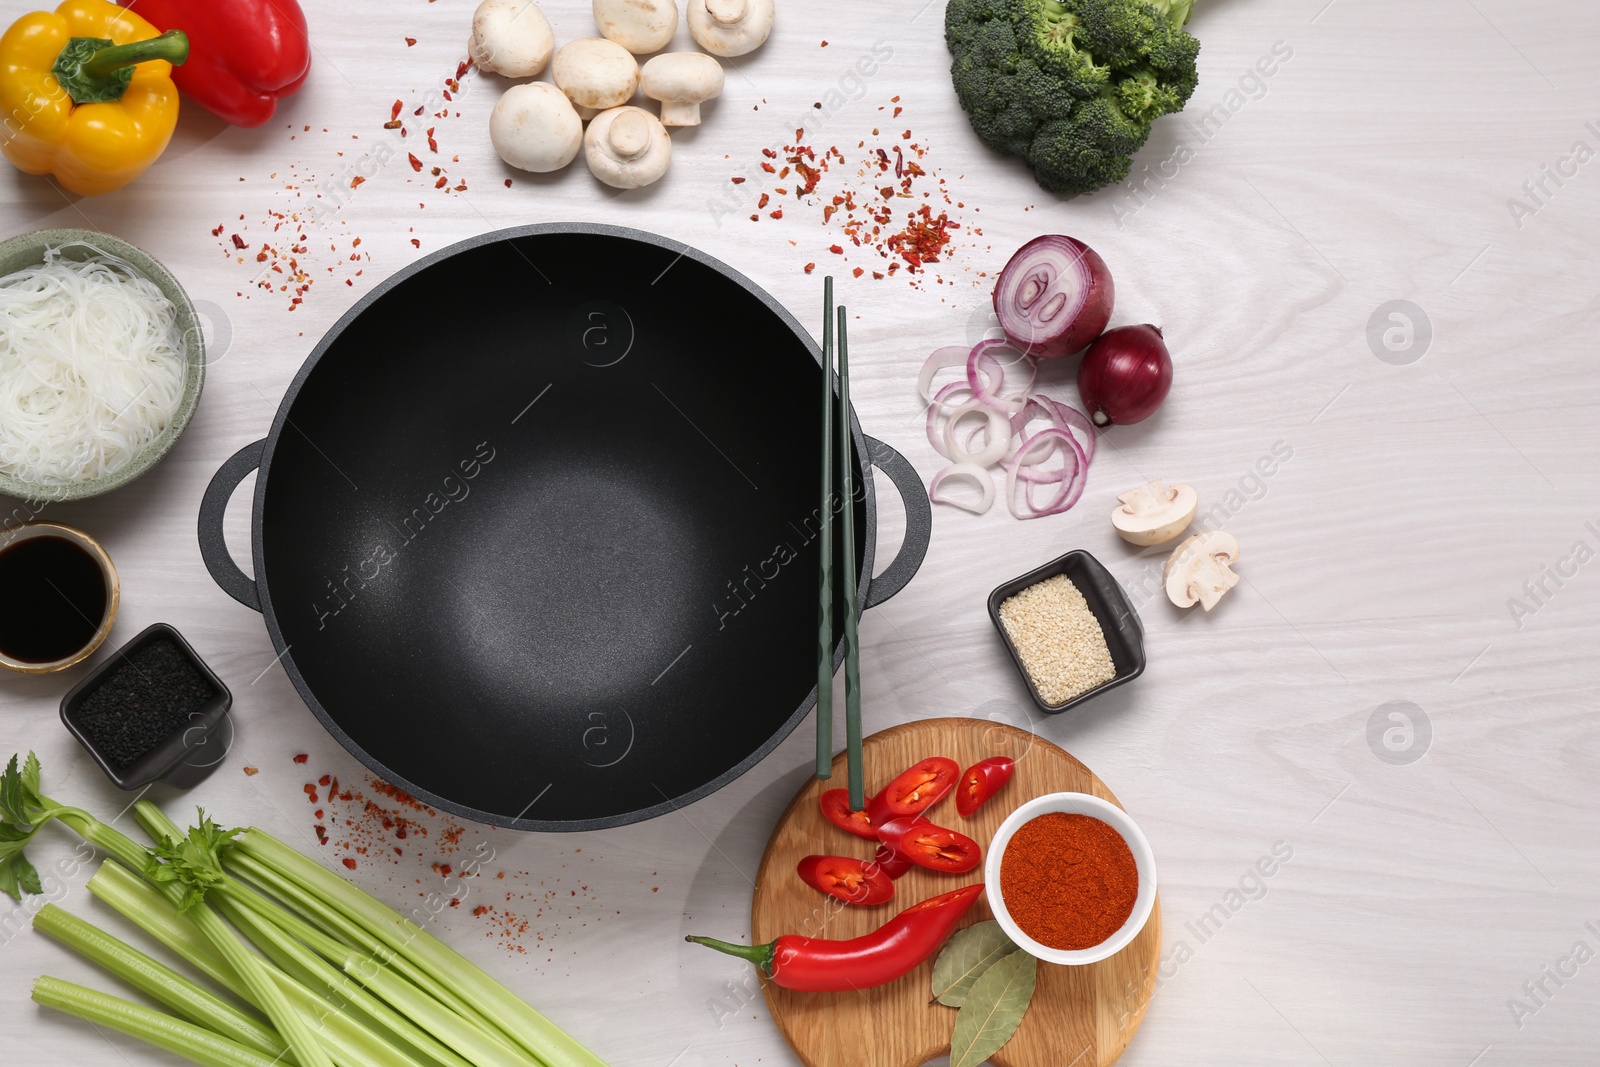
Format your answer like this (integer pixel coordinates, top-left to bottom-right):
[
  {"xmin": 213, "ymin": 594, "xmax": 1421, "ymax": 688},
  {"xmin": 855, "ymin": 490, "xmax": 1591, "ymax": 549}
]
[{"xmin": 199, "ymin": 224, "xmax": 930, "ymax": 831}]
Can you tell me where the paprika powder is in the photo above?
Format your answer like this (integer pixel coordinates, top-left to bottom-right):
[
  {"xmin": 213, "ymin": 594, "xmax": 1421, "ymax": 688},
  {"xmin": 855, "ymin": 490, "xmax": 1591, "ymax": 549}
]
[{"xmin": 999, "ymin": 812, "xmax": 1137, "ymax": 950}]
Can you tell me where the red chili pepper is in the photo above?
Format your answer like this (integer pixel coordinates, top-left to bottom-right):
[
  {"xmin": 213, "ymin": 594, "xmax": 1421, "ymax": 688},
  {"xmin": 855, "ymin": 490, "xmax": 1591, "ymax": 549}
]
[
  {"xmin": 866, "ymin": 756, "xmax": 959, "ymax": 824},
  {"xmin": 877, "ymin": 817, "xmax": 981, "ymax": 874},
  {"xmin": 120, "ymin": 0, "xmax": 311, "ymax": 127},
  {"xmin": 796, "ymin": 855, "xmax": 894, "ymax": 906},
  {"xmin": 686, "ymin": 884, "xmax": 981, "ymax": 991},
  {"xmin": 819, "ymin": 788, "xmax": 877, "ymax": 840},
  {"xmin": 956, "ymin": 757, "xmax": 1015, "ymax": 817},
  {"xmin": 872, "ymin": 842, "xmax": 915, "ymax": 879}
]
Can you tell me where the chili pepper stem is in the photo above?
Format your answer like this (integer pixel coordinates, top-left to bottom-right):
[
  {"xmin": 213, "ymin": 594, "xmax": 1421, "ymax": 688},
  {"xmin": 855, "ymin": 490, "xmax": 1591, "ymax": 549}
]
[{"xmin": 684, "ymin": 935, "xmax": 775, "ymax": 974}]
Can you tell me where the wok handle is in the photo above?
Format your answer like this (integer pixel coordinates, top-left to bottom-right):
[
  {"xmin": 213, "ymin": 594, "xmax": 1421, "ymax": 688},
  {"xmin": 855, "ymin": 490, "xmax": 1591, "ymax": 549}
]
[
  {"xmin": 863, "ymin": 436, "xmax": 932, "ymax": 610},
  {"xmin": 198, "ymin": 439, "xmax": 265, "ymax": 612}
]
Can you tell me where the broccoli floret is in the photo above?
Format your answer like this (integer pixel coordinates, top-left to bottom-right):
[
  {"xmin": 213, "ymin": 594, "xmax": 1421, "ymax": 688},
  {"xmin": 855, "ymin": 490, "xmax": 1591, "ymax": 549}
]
[{"xmin": 945, "ymin": 0, "xmax": 1200, "ymax": 195}]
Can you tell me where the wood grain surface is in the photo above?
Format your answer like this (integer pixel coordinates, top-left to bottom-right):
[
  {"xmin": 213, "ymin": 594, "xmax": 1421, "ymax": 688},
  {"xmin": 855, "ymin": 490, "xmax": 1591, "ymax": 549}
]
[
  {"xmin": 2, "ymin": 1, "xmax": 1597, "ymax": 1065},
  {"xmin": 753, "ymin": 719, "xmax": 1160, "ymax": 1067}
]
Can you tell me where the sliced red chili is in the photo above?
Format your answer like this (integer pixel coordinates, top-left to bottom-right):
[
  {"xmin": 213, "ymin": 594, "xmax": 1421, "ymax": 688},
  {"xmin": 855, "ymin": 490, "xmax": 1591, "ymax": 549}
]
[
  {"xmin": 872, "ymin": 842, "xmax": 915, "ymax": 880},
  {"xmin": 819, "ymin": 789, "xmax": 877, "ymax": 840},
  {"xmin": 867, "ymin": 757, "xmax": 959, "ymax": 823},
  {"xmin": 796, "ymin": 855, "xmax": 894, "ymax": 906},
  {"xmin": 877, "ymin": 817, "xmax": 981, "ymax": 874},
  {"xmin": 955, "ymin": 757, "xmax": 1016, "ymax": 818}
]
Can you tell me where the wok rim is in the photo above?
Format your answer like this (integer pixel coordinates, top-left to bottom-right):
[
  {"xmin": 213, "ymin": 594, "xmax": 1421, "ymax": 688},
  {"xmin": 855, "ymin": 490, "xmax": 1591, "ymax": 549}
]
[{"xmin": 248, "ymin": 222, "xmax": 880, "ymax": 832}]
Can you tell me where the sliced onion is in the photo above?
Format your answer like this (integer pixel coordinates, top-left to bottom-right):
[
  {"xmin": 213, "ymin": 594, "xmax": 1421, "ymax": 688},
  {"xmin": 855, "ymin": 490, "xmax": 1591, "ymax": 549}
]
[
  {"xmin": 917, "ymin": 345, "xmax": 971, "ymax": 405},
  {"xmin": 929, "ymin": 463, "xmax": 995, "ymax": 514},
  {"xmin": 967, "ymin": 339, "xmax": 1036, "ymax": 416},
  {"xmin": 1004, "ymin": 428, "xmax": 1086, "ymax": 518},
  {"xmin": 942, "ymin": 400, "xmax": 1011, "ymax": 467},
  {"xmin": 925, "ymin": 380, "xmax": 975, "ymax": 459},
  {"xmin": 1010, "ymin": 394, "xmax": 1097, "ymax": 466},
  {"xmin": 992, "ymin": 235, "xmax": 1114, "ymax": 359}
]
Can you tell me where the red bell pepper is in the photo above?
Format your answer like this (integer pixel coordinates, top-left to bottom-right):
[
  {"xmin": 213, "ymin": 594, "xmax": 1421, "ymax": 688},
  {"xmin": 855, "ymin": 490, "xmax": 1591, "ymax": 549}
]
[{"xmin": 121, "ymin": 0, "xmax": 310, "ymax": 126}]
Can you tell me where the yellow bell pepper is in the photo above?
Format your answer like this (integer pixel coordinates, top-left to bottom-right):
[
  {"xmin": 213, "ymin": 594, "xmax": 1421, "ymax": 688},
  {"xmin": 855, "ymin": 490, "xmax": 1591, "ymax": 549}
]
[{"xmin": 0, "ymin": 0, "xmax": 188, "ymax": 196}]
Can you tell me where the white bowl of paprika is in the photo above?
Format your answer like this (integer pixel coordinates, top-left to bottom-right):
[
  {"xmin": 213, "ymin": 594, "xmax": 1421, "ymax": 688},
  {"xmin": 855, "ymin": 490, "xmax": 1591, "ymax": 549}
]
[{"xmin": 985, "ymin": 791, "xmax": 1157, "ymax": 966}]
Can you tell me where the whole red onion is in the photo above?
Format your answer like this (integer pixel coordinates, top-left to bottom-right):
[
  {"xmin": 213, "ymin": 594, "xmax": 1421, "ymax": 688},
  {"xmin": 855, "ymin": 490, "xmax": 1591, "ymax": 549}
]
[
  {"xmin": 1076, "ymin": 324, "xmax": 1173, "ymax": 427},
  {"xmin": 992, "ymin": 235, "xmax": 1114, "ymax": 359}
]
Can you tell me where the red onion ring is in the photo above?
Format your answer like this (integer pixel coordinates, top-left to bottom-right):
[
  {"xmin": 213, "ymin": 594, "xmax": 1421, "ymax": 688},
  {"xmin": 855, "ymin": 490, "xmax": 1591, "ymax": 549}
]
[
  {"xmin": 925, "ymin": 381, "xmax": 976, "ymax": 460},
  {"xmin": 917, "ymin": 346, "xmax": 971, "ymax": 406},
  {"xmin": 1005, "ymin": 429, "xmax": 1086, "ymax": 518},
  {"xmin": 942, "ymin": 400, "xmax": 1011, "ymax": 467},
  {"xmin": 966, "ymin": 339, "xmax": 1036, "ymax": 416},
  {"xmin": 928, "ymin": 463, "xmax": 994, "ymax": 514}
]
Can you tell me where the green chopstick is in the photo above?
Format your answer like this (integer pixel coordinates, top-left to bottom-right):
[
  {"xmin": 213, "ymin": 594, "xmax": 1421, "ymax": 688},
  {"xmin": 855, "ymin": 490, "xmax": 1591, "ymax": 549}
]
[
  {"xmin": 836, "ymin": 305, "xmax": 864, "ymax": 811},
  {"xmin": 816, "ymin": 278, "xmax": 835, "ymax": 780}
]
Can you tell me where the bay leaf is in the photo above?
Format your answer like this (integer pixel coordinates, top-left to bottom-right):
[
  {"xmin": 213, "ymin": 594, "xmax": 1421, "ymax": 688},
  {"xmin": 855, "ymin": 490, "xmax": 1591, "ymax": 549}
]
[
  {"xmin": 931, "ymin": 920, "xmax": 1021, "ymax": 1007},
  {"xmin": 948, "ymin": 949, "xmax": 1038, "ymax": 1067}
]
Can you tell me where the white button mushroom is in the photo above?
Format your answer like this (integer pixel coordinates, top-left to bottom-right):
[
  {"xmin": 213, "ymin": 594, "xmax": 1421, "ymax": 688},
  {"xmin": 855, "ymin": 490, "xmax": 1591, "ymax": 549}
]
[
  {"xmin": 640, "ymin": 52, "xmax": 724, "ymax": 126},
  {"xmin": 584, "ymin": 106, "xmax": 672, "ymax": 188},
  {"xmin": 594, "ymin": 0, "xmax": 679, "ymax": 55},
  {"xmin": 1110, "ymin": 479, "xmax": 1198, "ymax": 546},
  {"xmin": 553, "ymin": 38, "xmax": 642, "ymax": 122},
  {"xmin": 686, "ymin": 0, "xmax": 772, "ymax": 57},
  {"xmin": 1164, "ymin": 531, "xmax": 1241, "ymax": 611},
  {"xmin": 489, "ymin": 82, "xmax": 583, "ymax": 172},
  {"xmin": 468, "ymin": 0, "xmax": 555, "ymax": 78}
]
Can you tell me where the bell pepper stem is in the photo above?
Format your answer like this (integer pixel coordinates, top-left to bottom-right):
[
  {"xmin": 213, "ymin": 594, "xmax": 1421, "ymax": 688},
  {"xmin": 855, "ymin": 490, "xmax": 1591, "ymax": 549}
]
[
  {"xmin": 684, "ymin": 935, "xmax": 775, "ymax": 975},
  {"xmin": 53, "ymin": 30, "xmax": 188, "ymax": 105},
  {"xmin": 81, "ymin": 30, "xmax": 190, "ymax": 79}
]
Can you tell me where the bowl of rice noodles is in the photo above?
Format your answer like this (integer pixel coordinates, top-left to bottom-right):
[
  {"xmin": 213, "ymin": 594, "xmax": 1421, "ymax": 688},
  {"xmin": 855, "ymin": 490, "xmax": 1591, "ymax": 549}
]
[{"xmin": 0, "ymin": 228, "xmax": 205, "ymax": 502}]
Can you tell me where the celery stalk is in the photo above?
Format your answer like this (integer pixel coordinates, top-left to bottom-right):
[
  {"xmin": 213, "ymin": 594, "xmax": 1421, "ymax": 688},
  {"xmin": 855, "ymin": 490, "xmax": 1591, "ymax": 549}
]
[
  {"xmin": 343, "ymin": 951, "xmax": 542, "ymax": 1067},
  {"xmin": 33, "ymin": 976, "xmax": 282, "ymax": 1067},
  {"xmin": 32, "ymin": 904, "xmax": 287, "ymax": 1060},
  {"xmin": 239, "ymin": 829, "xmax": 607, "ymax": 1067}
]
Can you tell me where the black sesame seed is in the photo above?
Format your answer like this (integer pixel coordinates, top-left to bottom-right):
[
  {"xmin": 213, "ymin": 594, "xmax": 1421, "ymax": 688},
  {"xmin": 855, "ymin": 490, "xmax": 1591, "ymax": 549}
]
[{"xmin": 75, "ymin": 638, "xmax": 216, "ymax": 769}]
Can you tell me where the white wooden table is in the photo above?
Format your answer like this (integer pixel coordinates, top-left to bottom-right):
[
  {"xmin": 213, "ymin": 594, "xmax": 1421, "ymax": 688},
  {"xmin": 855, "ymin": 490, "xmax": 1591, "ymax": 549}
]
[{"xmin": 3, "ymin": 1, "xmax": 1597, "ymax": 1064}]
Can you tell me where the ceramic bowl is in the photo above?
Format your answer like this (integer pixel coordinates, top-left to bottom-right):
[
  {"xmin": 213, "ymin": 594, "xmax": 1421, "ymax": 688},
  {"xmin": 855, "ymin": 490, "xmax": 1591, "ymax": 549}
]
[
  {"xmin": 984, "ymin": 791, "xmax": 1158, "ymax": 965},
  {"xmin": 0, "ymin": 228, "xmax": 205, "ymax": 502}
]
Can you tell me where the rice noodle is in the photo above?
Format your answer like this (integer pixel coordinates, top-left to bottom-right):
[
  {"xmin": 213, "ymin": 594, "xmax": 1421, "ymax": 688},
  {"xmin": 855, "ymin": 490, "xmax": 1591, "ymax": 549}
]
[{"xmin": 0, "ymin": 243, "xmax": 186, "ymax": 486}]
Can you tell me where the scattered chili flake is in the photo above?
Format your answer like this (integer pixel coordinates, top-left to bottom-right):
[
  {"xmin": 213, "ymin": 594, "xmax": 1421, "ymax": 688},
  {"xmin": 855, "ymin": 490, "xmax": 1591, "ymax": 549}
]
[
  {"xmin": 231, "ymin": 234, "xmax": 247, "ymax": 249},
  {"xmin": 390, "ymin": 100, "xmax": 403, "ymax": 121},
  {"xmin": 427, "ymin": 128, "xmax": 438, "ymax": 153},
  {"xmin": 210, "ymin": 224, "xmax": 224, "ymax": 236},
  {"xmin": 820, "ymin": 40, "xmax": 828, "ymax": 46},
  {"xmin": 852, "ymin": 267, "xmax": 864, "ymax": 278},
  {"xmin": 349, "ymin": 176, "xmax": 365, "ymax": 189},
  {"xmin": 770, "ymin": 209, "xmax": 783, "ymax": 219},
  {"xmin": 383, "ymin": 120, "xmax": 401, "ymax": 130},
  {"xmin": 292, "ymin": 753, "xmax": 309, "ymax": 763},
  {"xmin": 411, "ymin": 239, "xmax": 420, "ymax": 247},
  {"xmin": 760, "ymin": 162, "xmax": 775, "ymax": 173},
  {"xmin": 242, "ymin": 766, "xmax": 258, "ymax": 775},
  {"xmin": 830, "ymin": 244, "xmax": 844, "ymax": 254},
  {"xmin": 408, "ymin": 153, "xmax": 423, "ymax": 171},
  {"xmin": 504, "ymin": 178, "xmax": 513, "ymax": 187},
  {"xmin": 757, "ymin": 192, "xmax": 769, "ymax": 208},
  {"xmin": 894, "ymin": 107, "xmax": 903, "ymax": 118},
  {"xmin": 804, "ymin": 262, "xmax": 816, "ymax": 273},
  {"xmin": 343, "ymin": 858, "xmax": 358, "ymax": 870},
  {"xmin": 730, "ymin": 176, "xmax": 745, "ymax": 184},
  {"xmin": 434, "ymin": 176, "xmax": 448, "ymax": 188},
  {"xmin": 405, "ymin": 37, "xmax": 416, "ymax": 46}
]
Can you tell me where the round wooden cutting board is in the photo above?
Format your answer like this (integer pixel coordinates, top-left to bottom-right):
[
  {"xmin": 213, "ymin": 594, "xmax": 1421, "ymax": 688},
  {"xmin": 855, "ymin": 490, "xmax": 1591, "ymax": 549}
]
[{"xmin": 752, "ymin": 718, "xmax": 1160, "ymax": 1067}]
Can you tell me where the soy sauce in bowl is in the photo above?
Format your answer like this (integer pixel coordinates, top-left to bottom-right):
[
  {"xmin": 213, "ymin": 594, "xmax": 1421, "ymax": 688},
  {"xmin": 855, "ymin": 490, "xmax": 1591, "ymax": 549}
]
[{"xmin": 0, "ymin": 526, "xmax": 118, "ymax": 672}]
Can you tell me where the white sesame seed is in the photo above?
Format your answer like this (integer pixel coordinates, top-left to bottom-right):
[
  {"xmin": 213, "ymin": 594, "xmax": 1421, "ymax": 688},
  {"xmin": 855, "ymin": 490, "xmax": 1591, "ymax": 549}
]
[{"xmin": 998, "ymin": 574, "xmax": 1117, "ymax": 706}]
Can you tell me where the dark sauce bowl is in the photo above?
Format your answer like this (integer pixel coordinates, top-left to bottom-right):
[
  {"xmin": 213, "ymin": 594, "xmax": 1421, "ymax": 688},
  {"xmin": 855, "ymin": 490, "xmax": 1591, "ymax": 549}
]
[{"xmin": 60, "ymin": 624, "xmax": 233, "ymax": 790}]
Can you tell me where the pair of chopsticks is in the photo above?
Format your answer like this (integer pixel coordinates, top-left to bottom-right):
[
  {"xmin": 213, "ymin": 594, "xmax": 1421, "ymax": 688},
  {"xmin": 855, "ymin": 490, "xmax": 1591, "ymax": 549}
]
[{"xmin": 816, "ymin": 277, "xmax": 865, "ymax": 810}]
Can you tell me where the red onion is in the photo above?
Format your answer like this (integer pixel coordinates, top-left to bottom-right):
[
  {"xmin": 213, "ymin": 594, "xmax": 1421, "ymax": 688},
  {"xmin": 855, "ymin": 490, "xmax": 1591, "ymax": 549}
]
[
  {"xmin": 992, "ymin": 235, "xmax": 1114, "ymax": 359},
  {"xmin": 966, "ymin": 339, "xmax": 1036, "ymax": 414},
  {"xmin": 1076, "ymin": 324, "xmax": 1173, "ymax": 427}
]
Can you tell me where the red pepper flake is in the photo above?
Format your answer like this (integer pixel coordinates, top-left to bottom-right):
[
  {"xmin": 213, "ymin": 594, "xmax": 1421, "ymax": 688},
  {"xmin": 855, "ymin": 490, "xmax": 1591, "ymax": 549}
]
[
  {"xmin": 902, "ymin": 130, "xmax": 912, "ymax": 139},
  {"xmin": 230, "ymin": 234, "xmax": 247, "ymax": 249},
  {"xmin": 893, "ymin": 107, "xmax": 903, "ymax": 118},
  {"xmin": 829, "ymin": 244, "xmax": 843, "ymax": 254},
  {"xmin": 770, "ymin": 209, "xmax": 783, "ymax": 219},
  {"xmin": 757, "ymin": 192, "xmax": 770, "ymax": 208},
  {"xmin": 872, "ymin": 271, "xmax": 885, "ymax": 280},
  {"xmin": 504, "ymin": 178, "xmax": 513, "ymax": 188},
  {"xmin": 852, "ymin": 267, "xmax": 864, "ymax": 278},
  {"xmin": 426, "ymin": 128, "xmax": 438, "ymax": 153},
  {"xmin": 730, "ymin": 176, "xmax": 745, "ymax": 184},
  {"xmin": 760, "ymin": 162, "xmax": 775, "ymax": 173},
  {"xmin": 384, "ymin": 120, "xmax": 401, "ymax": 130},
  {"xmin": 343, "ymin": 858, "xmax": 358, "ymax": 870},
  {"xmin": 408, "ymin": 153, "xmax": 423, "ymax": 171},
  {"xmin": 390, "ymin": 100, "xmax": 403, "ymax": 121},
  {"xmin": 434, "ymin": 176, "xmax": 448, "ymax": 188},
  {"xmin": 411, "ymin": 239, "xmax": 420, "ymax": 248},
  {"xmin": 405, "ymin": 37, "xmax": 416, "ymax": 46},
  {"xmin": 473, "ymin": 905, "xmax": 488, "ymax": 916},
  {"xmin": 319, "ymin": 774, "xmax": 331, "ymax": 786},
  {"xmin": 414, "ymin": 105, "xmax": 425, "ymax": 116},
  {"xmin": 349, "ymin": 176, "xmax": 365, "ymax": 189},
  {"xmin": 804, "ymin": 262, "xmax": 816, "ymax": 273},
  {"xmin": 242, "ymin": 766, "xmax": 258, "ymax": 775},
  {"xmin": 293, "ymin": 753, "xmax": 309, "ymax": 764},
  {"xmin": 761, "ymin": 148, "xmax": 777, "ymax": 158},
  {"xmin": 210, "ymin": 224, "xmax": 224, "ymax": 236},
  {"xmin": 749, "ymin": 214, "xmax": 760, "ymax": 222}
]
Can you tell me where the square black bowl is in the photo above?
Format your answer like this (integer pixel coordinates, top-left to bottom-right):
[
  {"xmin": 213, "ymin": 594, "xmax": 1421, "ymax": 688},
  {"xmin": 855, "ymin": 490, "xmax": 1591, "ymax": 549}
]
[
  {"xmin": 60, "ymin": 623, "xmax": 233, "ymax": 790},
  {"xmin": 987, "ymin": 550, "xmax": 1146, "ymax": 714}
]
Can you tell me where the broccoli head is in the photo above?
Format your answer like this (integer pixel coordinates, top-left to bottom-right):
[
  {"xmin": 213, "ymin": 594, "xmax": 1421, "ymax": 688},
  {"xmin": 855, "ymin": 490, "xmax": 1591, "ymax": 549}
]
[{"xmin": 945, "ymin": 0, "xmax": 1200, "ymax": 195}]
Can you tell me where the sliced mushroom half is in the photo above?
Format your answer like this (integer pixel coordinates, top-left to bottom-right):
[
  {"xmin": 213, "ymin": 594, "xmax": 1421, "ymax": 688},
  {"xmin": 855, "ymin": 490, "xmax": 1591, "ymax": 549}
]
[
  {"xmin": 1164, "ymin": 531, "xmax": 1240, "ymax": 611},
  {"xmin": 1111, "ymin": 479, "xmax": 1197, "ymax": 546}
]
